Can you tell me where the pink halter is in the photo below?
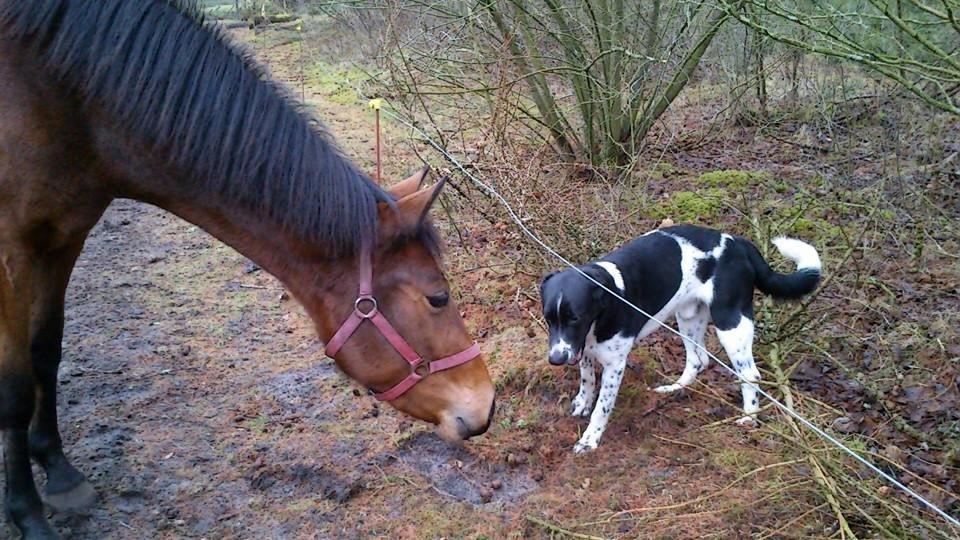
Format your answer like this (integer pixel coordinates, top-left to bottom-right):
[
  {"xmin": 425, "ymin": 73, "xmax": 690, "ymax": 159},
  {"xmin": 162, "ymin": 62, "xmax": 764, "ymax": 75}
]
[{"xmin": 324, "ymin": 250, "xmax": 481, "ymax": 401}]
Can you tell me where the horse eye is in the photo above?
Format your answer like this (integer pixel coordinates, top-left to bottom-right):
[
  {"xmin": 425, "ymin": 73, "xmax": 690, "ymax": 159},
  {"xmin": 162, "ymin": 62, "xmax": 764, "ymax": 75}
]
[{"xmin": 427, "ymin": 292, "xmax": 450, "ymax": 308}]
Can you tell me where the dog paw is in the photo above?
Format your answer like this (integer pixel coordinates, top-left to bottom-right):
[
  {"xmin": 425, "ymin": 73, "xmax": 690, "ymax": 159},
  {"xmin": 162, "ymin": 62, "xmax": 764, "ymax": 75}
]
[
  {"xmin": 653, "ymin": 384, "xmax": 683, "ymax": 394},
  {"xmin": 570, "ymin": 396, "xmax": 593, "ymax": 417},
  {"xmin": 735, "ymin": 415, "xmax": 759, "ymax": 428},
  {"xmin": 573, "ymin": 439, "xmax": 597, "ymax": 454}
]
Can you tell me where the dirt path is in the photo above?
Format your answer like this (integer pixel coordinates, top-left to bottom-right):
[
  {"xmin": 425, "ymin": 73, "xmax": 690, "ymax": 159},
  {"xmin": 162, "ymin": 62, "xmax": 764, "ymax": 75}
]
[{"xmin": 1, "ymin": 28, "xmax": 827, "ymax": 540}]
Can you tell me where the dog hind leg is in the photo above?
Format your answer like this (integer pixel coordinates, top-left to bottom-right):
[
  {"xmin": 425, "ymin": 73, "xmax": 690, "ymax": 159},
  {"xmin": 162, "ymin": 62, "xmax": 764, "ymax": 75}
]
[
  {"xmin": 715, "ymin": 314, "xmax": 761, "ymax": 426},
  {"xmin": 654, "ymin": 303, "xmax": 710, "ymax": 393}
]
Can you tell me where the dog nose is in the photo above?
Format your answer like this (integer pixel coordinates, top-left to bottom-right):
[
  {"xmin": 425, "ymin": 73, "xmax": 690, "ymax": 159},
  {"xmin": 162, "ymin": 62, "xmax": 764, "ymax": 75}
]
[{"xmin": 548, "ymin": 350, "xmax": 571, "ymax": 365}]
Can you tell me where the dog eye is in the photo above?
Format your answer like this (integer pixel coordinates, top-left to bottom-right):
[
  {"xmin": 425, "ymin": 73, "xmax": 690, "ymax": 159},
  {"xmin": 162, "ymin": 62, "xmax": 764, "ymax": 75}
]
[{"xmin": 427, "ymin": 292, "xmax": 450, "ymax": 308}]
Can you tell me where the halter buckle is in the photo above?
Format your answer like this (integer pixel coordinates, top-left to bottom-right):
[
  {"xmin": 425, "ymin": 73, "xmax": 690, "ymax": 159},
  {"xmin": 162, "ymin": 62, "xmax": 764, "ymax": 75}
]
[{"xmin": 354, "ymin": 295, "xmax": 378, "ymax": 318}]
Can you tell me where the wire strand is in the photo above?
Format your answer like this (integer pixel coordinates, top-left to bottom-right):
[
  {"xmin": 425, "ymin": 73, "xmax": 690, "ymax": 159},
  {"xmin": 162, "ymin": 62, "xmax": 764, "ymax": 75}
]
[{"xmin": 378, "ymin": 105, "xmax": 960, "ymax": 530}]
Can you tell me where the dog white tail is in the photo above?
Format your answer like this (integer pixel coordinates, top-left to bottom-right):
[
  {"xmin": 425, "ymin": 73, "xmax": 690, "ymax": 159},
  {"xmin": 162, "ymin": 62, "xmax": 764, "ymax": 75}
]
[
  {"xmin": 772, "ymin": 237, "xmax": 822, "ymax": 272},
  {"xmin": 742, "ymin": 236, "xmax": 822, "ymax": 300}
]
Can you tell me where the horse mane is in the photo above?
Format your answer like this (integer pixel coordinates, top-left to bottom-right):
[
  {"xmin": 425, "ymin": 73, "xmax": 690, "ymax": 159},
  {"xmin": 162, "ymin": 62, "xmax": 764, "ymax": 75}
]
[{"xmin": 0, "ymin": 0, "xmax": 389, "ymax": 256}]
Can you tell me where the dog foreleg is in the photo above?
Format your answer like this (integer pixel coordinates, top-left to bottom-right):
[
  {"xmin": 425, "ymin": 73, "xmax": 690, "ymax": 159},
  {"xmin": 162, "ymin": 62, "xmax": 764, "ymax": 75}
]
[
  {"xmin": 573, "ymin": 337, "xmax": 631, "ymax": 453},
  {"xmin": 571, "ymin": 356, "xmax": 597, "ymax": 417}
]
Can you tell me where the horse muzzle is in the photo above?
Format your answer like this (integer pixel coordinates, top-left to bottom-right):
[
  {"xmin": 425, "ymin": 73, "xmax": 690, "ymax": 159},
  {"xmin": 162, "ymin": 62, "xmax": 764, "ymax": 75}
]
[
  {"xmin": 456, "ymin": 398, "xmax": 495, "ymax": 439},
  {"xmin": 437, "ymin": 391, "xmax": 496, "ymax": 442}
]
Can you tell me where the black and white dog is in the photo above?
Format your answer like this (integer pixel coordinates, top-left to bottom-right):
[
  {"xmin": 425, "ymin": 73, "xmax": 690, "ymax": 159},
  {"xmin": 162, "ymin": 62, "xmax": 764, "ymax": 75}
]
[{"xmin": 540, "ymin": 224, "xmax": 821, "ymax": 453}]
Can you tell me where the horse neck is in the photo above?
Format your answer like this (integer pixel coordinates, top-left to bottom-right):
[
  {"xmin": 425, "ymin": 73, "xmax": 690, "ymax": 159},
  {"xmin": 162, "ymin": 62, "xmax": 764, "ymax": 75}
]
[{"xmin": 92, "ymin": 124, "xmax": 358, "ymax": 339}]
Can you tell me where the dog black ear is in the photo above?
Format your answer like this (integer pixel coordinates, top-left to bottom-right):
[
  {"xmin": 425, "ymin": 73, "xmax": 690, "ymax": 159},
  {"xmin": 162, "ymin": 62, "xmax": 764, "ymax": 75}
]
[
  {"xmin": 592, "ymin": 284, "xmax": 609, "ymax": 304},
  {"xmin": 540, "ymin": 270, "xmax": 559, "ymax": 293},
  {"xmin": 588, "ymin": 266, "xmax": 614, "ymax": 305}
]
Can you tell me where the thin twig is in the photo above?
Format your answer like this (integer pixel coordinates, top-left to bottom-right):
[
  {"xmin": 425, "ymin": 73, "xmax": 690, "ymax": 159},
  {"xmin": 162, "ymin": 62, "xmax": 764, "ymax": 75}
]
[{"xmin": 525, "ymin": 516, "xmax": 606, "ymax": 540}]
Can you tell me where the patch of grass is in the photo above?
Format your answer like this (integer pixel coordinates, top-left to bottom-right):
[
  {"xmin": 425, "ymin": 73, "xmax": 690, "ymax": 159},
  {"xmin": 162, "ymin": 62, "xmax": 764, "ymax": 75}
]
[
  {"xmin": 495, "ymin": 360, "xmax": 557, "ymax": 395},
  {"xmin": 283, "ymin": 498, "xmax": 320, "ymax": 514},
  {"xmin": 305, "ymin": 62, "xmax": 372, "ymax": 105},
  {"xmin": 710, "ymin": 447, "xmax": 758, "ymax": 475},
  {"xmin": 403, "ymin": 502, "xmax": 481, "ymax": 538},
  {"xmin": 516, "ymin": 408, "xmax": 541, "ymax": 429},
  {"xmin": 246, "ymin": 413, "xmax": 270, "ymax": 433},
  {"xmin": 618, "ymin": 385, "xmax": 642, "ymax": 401}
]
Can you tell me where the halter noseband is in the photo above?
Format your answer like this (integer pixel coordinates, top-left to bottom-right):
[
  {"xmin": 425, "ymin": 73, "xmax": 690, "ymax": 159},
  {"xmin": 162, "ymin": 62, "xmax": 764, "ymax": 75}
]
[{"xmin": 324, "ymin": 250, "xmax": 481, "ymax": 401}]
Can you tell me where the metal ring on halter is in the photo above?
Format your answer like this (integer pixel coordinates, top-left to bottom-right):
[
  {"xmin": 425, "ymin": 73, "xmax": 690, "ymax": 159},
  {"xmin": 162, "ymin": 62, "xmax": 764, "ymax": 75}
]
[
  {"xmin": 354, "ymin": 296, "xmax": 378, "ymax": 318},
  {"xmin": 413, "ymin": 362, "xmax": 429, "ymax": 378}
]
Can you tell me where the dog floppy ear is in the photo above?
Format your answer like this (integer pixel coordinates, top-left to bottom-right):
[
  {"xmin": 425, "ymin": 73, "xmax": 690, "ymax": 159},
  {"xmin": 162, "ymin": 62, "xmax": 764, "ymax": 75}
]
[
  {"xmin": 588, "ymin": 267, "xmax": 615, "ymax": 305},
  {"xmin": 540, "ymin": 270, "xmax": 559, "ymax": 295},
  {"xmin": 592, "ymin": 284, "xmax": 609, "ymax": 304}
]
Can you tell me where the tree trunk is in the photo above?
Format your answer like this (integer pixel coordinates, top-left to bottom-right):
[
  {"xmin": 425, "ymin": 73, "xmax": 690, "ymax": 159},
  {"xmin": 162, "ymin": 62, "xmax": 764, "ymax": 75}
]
[
  {"xmin": 754, "ymin": 28, "xmax": 767, "ymax": 117},
  {"xmin": 789, "ymin": 48, "xmax": 801, "ymax": 105},
  {"xmin": 631, "ymin": 7, "xmax": 734, "ymax": 151}
]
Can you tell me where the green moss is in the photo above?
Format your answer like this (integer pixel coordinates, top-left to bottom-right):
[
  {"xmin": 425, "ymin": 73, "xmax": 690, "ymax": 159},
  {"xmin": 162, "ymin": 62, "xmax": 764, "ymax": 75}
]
[
  {"xmin": 653, "ymin": 188, "xmax": 727, "ymax": 222},
  {"xmin": 697, "ymin": 169, "xmax": 770, "ymax": 190},
  {"xmin": 768, "ymin": 199, "xmax": 845, "ymax": 239},
  {"xmin": 787, "ymin": 217, "xmax": 817, "ymax": 236},
  {"xmin": 782, "ymin": 216, "xmax": 841, "ymax": 238},
  {"xmin": 640, "ymin": 161, "xmax": 678, "ymax": 182}
]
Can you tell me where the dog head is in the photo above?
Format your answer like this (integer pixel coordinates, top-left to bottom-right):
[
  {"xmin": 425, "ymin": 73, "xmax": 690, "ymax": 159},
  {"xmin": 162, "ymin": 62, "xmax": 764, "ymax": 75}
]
[{"xmin": 539, "ymin": 266, "xmax": 611, "ymax": 366}]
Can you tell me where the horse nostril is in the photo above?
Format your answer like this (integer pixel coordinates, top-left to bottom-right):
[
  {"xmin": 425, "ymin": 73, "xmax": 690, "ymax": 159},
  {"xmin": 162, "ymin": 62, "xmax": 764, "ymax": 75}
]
[
  {"xmin": 456, "ymin": 416, "xmax": 470, "ymax": 439},
  {"xmin": 457, "ymin": 413, "xmax": 492, "ymax": 439}
]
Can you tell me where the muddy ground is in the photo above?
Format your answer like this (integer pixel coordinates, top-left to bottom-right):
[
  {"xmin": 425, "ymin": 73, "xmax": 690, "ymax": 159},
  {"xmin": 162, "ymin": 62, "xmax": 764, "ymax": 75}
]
[{"xmin": 3, "ymin": 21, "xmax": 957, "ymax": 540}]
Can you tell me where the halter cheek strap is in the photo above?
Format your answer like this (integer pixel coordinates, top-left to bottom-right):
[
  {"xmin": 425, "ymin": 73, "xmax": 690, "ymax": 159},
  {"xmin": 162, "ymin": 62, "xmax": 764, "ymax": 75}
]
[{"xmin": 324, "ymin": 251, "xmax": 481, "ymax": 401}]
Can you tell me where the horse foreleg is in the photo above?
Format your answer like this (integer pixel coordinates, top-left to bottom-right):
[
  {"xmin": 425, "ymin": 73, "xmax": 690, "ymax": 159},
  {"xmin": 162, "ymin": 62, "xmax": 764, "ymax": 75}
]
[
  {"xmin": 28, "ymin": 243, "xmax": 97, "ymax": 513},
  {"xmin": 1, "ymin": 252, "xmax": 60, "ymax": 539}
]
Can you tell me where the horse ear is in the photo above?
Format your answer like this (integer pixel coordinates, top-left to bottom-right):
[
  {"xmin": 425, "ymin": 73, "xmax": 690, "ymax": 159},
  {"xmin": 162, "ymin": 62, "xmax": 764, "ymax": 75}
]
[
  {"xmin": 388, "ymin": 165, "xmax": 430, "ymax": 199},
  {"xmin": 395, "ymin": 176, "xmax": 445, "ymax": 226}
]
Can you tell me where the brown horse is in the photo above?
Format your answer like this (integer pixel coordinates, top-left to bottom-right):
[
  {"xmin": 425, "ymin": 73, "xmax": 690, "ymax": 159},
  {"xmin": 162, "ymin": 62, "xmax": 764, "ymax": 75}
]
[{"xmin": 0, "ymin": 1, "xmax": 495, "ymax": 538}]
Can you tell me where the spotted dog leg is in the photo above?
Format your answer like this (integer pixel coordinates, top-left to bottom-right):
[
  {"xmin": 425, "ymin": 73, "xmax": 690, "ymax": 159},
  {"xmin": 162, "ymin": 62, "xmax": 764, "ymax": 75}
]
[
  {"xmin": 570, "ymin": 355, "xmax": 596, "ymax": 417},
  {"xmin": 654, "ymin": 303, "xmax": 710, "ymax": 394},
  {"xmin": 573, "ymin": 335, "xmax": 632, "ymax": 453},
  {"xmin": 716, "ymin": 315, "xmax": 761, "ymax": 427}
]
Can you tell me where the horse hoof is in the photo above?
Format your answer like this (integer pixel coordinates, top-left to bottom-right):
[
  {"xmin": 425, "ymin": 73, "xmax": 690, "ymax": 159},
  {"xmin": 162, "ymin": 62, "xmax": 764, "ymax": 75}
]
[
  {"xmin": 24, "ymin": 523, "xmax": 62, "ymax": 540},
  {"xmin": 45, "ymin": 480, "xmax": 97, "ymax": 513},
  {"xmin": 7, "ymin": 512, "xmax": 61, "ymax": 540}
]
